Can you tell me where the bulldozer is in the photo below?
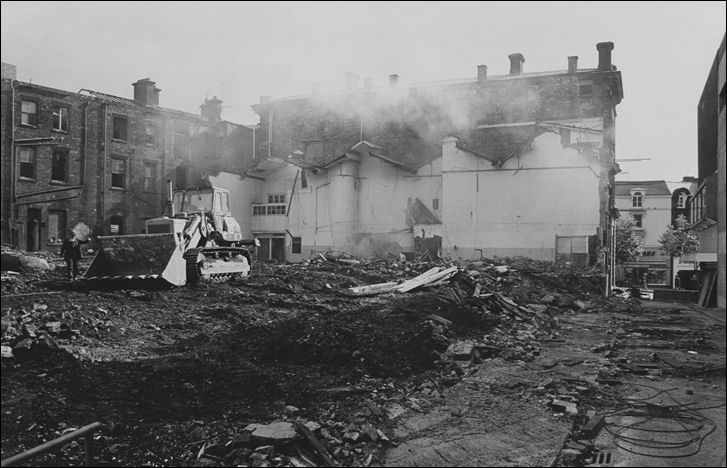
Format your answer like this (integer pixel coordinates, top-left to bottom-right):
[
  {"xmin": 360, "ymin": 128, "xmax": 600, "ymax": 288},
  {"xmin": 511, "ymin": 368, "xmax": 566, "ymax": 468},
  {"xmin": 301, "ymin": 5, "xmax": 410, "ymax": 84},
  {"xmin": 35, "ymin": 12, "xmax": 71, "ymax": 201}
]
[{"xmin": 83, "ymin": 185, "xmax": 258, "ymax": 286}]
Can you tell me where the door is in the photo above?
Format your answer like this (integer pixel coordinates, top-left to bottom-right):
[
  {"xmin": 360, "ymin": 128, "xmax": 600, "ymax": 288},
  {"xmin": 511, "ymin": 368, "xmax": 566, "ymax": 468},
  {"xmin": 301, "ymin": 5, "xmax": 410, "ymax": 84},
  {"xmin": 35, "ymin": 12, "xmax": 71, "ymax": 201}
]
[
  {"xmin": 27, "ymin": 208, "xmax": 42, "ymax": 252},
  {"xmin": 271, "ymin": 237, "xmax": 285, "ymax": 262}
]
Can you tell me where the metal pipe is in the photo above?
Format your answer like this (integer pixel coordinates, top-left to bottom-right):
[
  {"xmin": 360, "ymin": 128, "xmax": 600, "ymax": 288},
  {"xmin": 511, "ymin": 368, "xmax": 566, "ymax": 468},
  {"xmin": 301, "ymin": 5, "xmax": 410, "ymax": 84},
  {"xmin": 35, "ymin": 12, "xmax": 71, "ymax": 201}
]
[
  {"xmin": 9, "ymin": 78, "xmax": 16, "ymax": 243},
  {"xmin": 168, "ymin": 179, "xmax": 175, "ymax": 217},
  {"xmin": 0, "ymin": 422, "xmax": 104, "ymax": 467}
]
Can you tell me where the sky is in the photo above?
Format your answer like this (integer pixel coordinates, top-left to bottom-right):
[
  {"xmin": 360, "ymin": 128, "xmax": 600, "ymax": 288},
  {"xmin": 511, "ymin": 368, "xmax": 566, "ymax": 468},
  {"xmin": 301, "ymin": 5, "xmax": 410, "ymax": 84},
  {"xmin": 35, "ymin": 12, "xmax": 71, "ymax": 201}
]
[{"xmin": 1, "ymin": 1, "xmax": 725, "ymax": 182}]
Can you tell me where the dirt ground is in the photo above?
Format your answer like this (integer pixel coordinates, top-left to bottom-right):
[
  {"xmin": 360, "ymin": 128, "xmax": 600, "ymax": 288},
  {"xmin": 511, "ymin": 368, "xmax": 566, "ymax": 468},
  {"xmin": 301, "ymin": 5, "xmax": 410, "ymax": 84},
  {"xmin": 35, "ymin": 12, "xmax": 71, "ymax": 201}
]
[{"xmin": 1, "ymin": 252, "xmax": 725, "ymax": 467}]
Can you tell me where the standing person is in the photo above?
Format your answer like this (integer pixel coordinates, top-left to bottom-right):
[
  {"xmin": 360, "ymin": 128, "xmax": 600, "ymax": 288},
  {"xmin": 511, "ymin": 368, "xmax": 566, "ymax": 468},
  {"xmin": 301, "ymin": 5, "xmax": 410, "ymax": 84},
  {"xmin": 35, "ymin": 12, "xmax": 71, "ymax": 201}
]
[
  {"xmin": 674, "ymin": 274, "xmax": 681, "ymax": 290},
  {"xmin": 60, "ymin": 229, "xmax": 89, "ymax": 280}
]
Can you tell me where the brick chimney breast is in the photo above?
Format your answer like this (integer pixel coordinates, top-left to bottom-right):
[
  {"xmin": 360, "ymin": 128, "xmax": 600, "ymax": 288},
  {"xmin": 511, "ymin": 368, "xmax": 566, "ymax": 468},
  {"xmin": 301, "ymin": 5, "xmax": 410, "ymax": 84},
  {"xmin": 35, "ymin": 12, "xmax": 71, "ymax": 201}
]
[{"xmin": 508, "ymin": 53, "xmax": 525, "ymax": 75}]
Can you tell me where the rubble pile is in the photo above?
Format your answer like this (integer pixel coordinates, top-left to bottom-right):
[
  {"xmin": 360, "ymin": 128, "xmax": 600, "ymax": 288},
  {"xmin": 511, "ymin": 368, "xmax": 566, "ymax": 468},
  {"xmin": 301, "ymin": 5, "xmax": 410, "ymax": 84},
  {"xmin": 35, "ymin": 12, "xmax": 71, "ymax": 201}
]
[{"xmin": 2, "ymin": 247, "xmax": 630, "ymax": 466}]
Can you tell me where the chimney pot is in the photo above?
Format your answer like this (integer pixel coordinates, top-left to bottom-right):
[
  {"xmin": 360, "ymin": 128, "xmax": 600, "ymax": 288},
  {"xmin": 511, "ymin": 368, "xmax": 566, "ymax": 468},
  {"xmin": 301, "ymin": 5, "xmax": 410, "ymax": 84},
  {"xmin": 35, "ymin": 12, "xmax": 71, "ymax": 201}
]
[
  {"xmin": 508, "ymin": 53, "xmax": 525, "ymax": 75},
  {"xmin": 568, "ymin": 56, "xmax": 578, "ymax": 74},
  {"xmin": 596, "ymin": 42, "xmax": 614, "ymax": 71},
  {"xmin": 389, "ymin": 74, "xmax": 399, "ymax": 86},
  {"xmin": 477, "ymin": 64, "xmax": 488, "ymax": 84}
]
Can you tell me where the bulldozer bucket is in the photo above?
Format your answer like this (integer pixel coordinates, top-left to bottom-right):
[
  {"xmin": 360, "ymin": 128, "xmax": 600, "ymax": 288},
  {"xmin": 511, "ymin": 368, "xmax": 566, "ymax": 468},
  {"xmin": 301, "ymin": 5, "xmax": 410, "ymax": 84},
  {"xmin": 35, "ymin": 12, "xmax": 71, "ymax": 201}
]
[{"xmin": 83, "ymin": 234, "xmax": 187, "ymax": 286}]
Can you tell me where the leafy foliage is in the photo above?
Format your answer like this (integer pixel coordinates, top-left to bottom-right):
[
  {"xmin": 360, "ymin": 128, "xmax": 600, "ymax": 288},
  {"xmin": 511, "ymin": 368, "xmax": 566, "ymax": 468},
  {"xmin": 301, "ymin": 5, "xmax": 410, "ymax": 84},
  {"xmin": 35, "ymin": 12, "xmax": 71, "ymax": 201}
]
[
  {"xmin": 615, "ymin": 216, "xmax": 644, "ymax": 264},
  {"xmin": 659, "ymin": 215, "xmax": 699, "ymax": 258}
]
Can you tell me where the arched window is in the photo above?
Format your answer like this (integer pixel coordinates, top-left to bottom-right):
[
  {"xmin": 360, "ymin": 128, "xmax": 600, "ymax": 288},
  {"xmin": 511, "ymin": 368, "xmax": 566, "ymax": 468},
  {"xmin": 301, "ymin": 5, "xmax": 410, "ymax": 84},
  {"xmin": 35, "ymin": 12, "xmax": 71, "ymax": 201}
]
[
  {"xmin": 632, "ymin": 192, "xmax": 643, "ymax": 208},
  {"xmin": 676, "ymin": 192, "xmax": 687, "ymax": 209}
]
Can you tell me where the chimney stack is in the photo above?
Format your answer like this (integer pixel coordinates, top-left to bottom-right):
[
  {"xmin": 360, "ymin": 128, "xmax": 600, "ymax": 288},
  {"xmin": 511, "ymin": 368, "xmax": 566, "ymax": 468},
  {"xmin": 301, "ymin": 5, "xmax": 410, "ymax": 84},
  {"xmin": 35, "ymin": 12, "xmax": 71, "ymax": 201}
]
[
  {"xmin": 311, "ymin": 83, "xmax": 321, "ymax": 96},
  {"xmin": 596, "ymin": 42, "xmax": 614, "ymax": 71},
  {"xmin": 389, "ymin": 74, "xmax": 399, "ymax": 86},
  {"xmin": 133, "ymin": 78, "xmax": 160, "ymax": 106},
  {"xmin": 200, "ymin": 96, "xmax": 222, "ymax": 123},
  {"xmin": 364, "ymin": 77, "xmax": 374, "ymax": 89},
  {"xmin": 568, "ymin": 56, "xmax": 578, "ymax": 74},
  {"xmin": 477, "ymin": 64, "xmax": 488, "ymax": 84},
  {"xmin": 508, "ymin": 53, "xmax": 525, "ymax": 75}
]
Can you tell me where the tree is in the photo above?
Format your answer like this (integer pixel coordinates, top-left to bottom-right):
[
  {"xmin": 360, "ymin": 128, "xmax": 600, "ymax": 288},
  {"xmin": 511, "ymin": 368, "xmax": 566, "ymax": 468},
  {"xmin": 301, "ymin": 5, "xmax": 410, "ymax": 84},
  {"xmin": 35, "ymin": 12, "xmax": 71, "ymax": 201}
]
[
  {"xmin": 615, "ymin": 216, "xmax": 644, "ymax": 264},
  {"xmin": 659, "ymin": 214, "xmax": 699, "ymax": 258}
]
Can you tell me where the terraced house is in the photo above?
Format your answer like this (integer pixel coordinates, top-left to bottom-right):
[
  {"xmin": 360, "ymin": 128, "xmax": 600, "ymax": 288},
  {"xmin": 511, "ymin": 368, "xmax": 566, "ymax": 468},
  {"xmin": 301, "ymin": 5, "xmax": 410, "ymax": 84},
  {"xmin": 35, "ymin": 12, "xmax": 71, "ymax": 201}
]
[{"xmin": 0, "ymin": 63, "xmax": 255, "ymax": 252}]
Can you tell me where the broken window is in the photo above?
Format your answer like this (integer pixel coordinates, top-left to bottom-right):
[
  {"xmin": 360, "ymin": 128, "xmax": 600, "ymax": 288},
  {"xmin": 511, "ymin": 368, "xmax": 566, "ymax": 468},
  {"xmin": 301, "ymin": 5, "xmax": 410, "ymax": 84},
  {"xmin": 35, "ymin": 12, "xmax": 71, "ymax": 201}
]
[
  {"xmin": 143, "ymin": 162, "xmax": 157, "ymax": 192},
  {"xmin": 109, "ymin": 215, "xmax": 124, "ymax": 235},
  {"xmin": 292, "ymin": 237, "xmax": 302, "ymax": 254},
  {"xmin": 51, "ymin": 149, "xmax": 69, "ymax": 183},
  {"xmin": 632, "ymin": 192, "xmax": 643, "ymax": 208},
  {"xmin": 19, "ymin": 147, "xmax": 36, "ymax": 179},
  {"xmin": 112, "ymin": 115, "xmax": 128, "ymax": 140},
  {"xmin": 21, "ymin": 100, "xmax": 38, "ymax": 126},
  {"xmin": 300, "ymin": 170, "xmax": 308, "ymax": 189},
  {"xmin": 48, "ymin": 210, "xmax": 66, "ymax": 244},
  {"xmin": 52, "ymin": 106, "xmax": 69, "ymax": 132},
  {"xmin": 111, "ymin": 158, "xmax": 126, "ymax": 188}
]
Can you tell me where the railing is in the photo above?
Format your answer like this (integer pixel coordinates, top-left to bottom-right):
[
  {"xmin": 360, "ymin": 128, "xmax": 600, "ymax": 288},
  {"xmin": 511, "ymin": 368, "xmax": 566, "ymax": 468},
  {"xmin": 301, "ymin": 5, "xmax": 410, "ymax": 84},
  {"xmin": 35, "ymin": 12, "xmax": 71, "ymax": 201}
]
[{"xmin": 1, "ymin": 422, "xmax": 104, "ymax": 467}]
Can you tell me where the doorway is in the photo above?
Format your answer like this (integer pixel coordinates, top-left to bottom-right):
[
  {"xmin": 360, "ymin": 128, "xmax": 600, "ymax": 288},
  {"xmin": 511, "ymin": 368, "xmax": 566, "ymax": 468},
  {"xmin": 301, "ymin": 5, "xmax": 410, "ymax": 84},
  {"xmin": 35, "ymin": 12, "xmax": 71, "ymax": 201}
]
[{"xmin": 26, "ymin": 208, "xmax": 42, "ymax": 252}]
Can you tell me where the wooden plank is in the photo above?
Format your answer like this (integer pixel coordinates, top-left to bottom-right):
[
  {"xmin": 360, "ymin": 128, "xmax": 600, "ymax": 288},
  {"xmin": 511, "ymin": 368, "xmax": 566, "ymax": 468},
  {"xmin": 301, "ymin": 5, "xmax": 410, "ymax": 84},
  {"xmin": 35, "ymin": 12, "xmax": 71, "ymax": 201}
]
[
  {"xmin": 398, "ymin": 266, "xmax": 458, "ymax": 292},
  {"xmin": 698, "ymin": 271, "xmax": 714, "ymax": 306},
  {"xmin": 348, "ymin": 282, "xmax": 399, "ymax": 296}
]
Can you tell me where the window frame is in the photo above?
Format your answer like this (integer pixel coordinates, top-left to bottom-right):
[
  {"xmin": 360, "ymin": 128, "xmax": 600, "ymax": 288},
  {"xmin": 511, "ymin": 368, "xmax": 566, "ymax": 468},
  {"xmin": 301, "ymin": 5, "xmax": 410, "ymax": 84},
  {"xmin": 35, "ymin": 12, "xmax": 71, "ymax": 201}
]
[
  {"xmin": 50, "ymin": 148, "xmax": 70, "ymax": 183},
  {"xmin": 110, "ymin": 157, "xmax": 126, "ymax": 189},
  {"xmin": 18, "ymin": 146, "xmax": 37, "ymax": 180},
  {"xmin": 632, "ymin": 213, "xmax": 643, "ymax": 229},
  {"xmin": 676, "ymin": 193, "xmax": 687, "ymax": 209},
  {"xmin": 142, "ymin": 162, "xmax": 157, "ymax": 193},
  {"xmin": 632, "ymin": 192, "xmax": 643, "ymax": 208},
  {"xmin": 47, "ymin": 210, "xmax": 67, "ymax": 245},
  {"xmin": 52, "ymin": 105, "xmax": 70, "ymax": 132},
  {"xmin": 292, "ymin": 236, "xmax": 302, "ymax": 254},
  {"xmin": 20, "ymin": 99, "xmax": 38, "ymax": 127},
  {"xmin": 112, "ymin": 114, "xmax": 129, "ymax": 141},
  {"xmin": 109, "ymin": 215, "xmax": 125, "ymax": 235}
]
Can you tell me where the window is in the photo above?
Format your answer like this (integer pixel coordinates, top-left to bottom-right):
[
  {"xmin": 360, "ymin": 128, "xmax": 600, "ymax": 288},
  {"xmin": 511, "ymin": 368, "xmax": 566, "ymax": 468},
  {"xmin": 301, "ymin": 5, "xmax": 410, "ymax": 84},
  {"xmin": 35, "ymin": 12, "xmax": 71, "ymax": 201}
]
[
  {"xmin": 144, "ymin": 120, "xmax": 155, "ymax": 145},
  {"xmin": 19, "ymin": 147, "xmax": 36, "ymax": 179},
  {"xmin": 633, "ymin": 214, "xmax": 643, "ymax": 228},
  {"xmin": 292, "ymin": 237, "xmax": 302, "ymax": 254},
  {"xmin": 52, "ymin": 106, "xmax": 69, "ymax": 132},
  {"xmin": 252, "ymin": 205, "xmax": 266, "ymax": 215},
  {"xmin": 300, "ymin": 170, "xmax": 308, "ymax": 189},
  {"xmin": 433, "ymin": 198, "xmax": 440, "ymax": 210},
  {"xmin": 579, "ymin": 80, "xmax": 593, "ymax": 96},
  {"xmin": 676, "ymin": 193, "xmax": 687, "ymax": 209},
  {"xmin": 48, "ymin": 210, "xmax": 67, "ymax": 244},
  {"xmin": 143, "ymin": 162, "xmax": 157, "ymax": 192},
  {"xmin": 268, "ymin": 194, "xmax": 285, "ymax": 204},
  {"xmin": 21, "ymin": 100, "xmax": 38, "ymax": 126},
  {"xmin": 267, "ymin": 205, "xmax": 286, "ymax": 215},
  {"xmin": 112, "ymin": 115, "xmax": 128, "ymax": 140},
  {"xmin": 632, "ymin": 192, "xmax": 643, "ymax": 208},
  {"xmin": 51, "ymin": 149, "xmax": 69, "ymax": 183},
  {"xmin": 109, "ymin": 215, "xmax": 124, "ymax": 235},
  {"xmin": 111, "ymin": 158, "xmax": 126, "ymax": 188}
]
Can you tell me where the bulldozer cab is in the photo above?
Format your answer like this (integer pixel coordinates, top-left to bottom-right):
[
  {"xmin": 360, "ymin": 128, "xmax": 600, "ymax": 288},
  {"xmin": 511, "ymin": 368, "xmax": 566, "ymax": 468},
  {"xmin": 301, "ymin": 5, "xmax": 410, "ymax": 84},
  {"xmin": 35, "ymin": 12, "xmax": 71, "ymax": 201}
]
[{"xmin": 168, "ymin": 187, "xmax": 232, "ymax": 217}]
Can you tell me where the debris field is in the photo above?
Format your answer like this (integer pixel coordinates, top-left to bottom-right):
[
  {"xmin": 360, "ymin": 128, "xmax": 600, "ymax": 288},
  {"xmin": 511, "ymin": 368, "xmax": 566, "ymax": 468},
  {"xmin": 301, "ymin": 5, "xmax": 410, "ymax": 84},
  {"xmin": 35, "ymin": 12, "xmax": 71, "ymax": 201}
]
[{"xmin": 1, "ymin": 246, "xmax": 725, "ymax": 467}]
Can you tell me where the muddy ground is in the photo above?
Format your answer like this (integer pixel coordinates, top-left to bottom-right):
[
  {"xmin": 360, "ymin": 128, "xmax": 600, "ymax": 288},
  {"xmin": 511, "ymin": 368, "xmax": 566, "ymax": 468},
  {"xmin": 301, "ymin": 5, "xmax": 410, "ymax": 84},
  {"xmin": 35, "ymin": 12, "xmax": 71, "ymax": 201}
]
[{"xmin": 1, "ymin": 252, "xmax": 725, "ymax": 467}]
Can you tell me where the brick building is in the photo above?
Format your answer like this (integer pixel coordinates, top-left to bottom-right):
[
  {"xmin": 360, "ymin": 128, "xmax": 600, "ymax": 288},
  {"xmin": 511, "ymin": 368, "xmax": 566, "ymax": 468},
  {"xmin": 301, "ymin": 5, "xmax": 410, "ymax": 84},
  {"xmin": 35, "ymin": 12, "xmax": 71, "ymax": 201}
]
[
  {"xmin": 1, "ymin": 65, "xmax": 254, "ymax": 252},
  {"xmin": 684, "ymin": 33, "xmax": 726, "ymax": 308},
  {"xmin": 242, "ymin": 42, "xmax": 623, "ymax": 289}
]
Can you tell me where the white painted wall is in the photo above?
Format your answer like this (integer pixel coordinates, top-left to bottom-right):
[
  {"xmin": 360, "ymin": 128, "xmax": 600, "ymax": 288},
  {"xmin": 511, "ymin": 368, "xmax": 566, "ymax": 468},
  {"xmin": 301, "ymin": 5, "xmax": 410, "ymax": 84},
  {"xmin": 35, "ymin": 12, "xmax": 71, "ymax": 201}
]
[
  {"xmin": 440, "ymin": 129, "xmax": 602, "ymax": 260},
  {"xmin": 614, "ymin": 192, "xmax": 672, "ymax": 248},
  {"xmin": 207, "ymin": 172, "xmax": 262, "ymax": 238}
]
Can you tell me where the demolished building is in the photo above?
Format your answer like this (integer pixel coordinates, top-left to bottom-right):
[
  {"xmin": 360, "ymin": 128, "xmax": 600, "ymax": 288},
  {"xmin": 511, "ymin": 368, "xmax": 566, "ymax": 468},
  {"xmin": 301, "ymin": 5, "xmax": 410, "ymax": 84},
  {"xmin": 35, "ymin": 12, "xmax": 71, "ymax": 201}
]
[{"xmin": 242, "ymin": 43, "xmax": 623, "ymax": 284}]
